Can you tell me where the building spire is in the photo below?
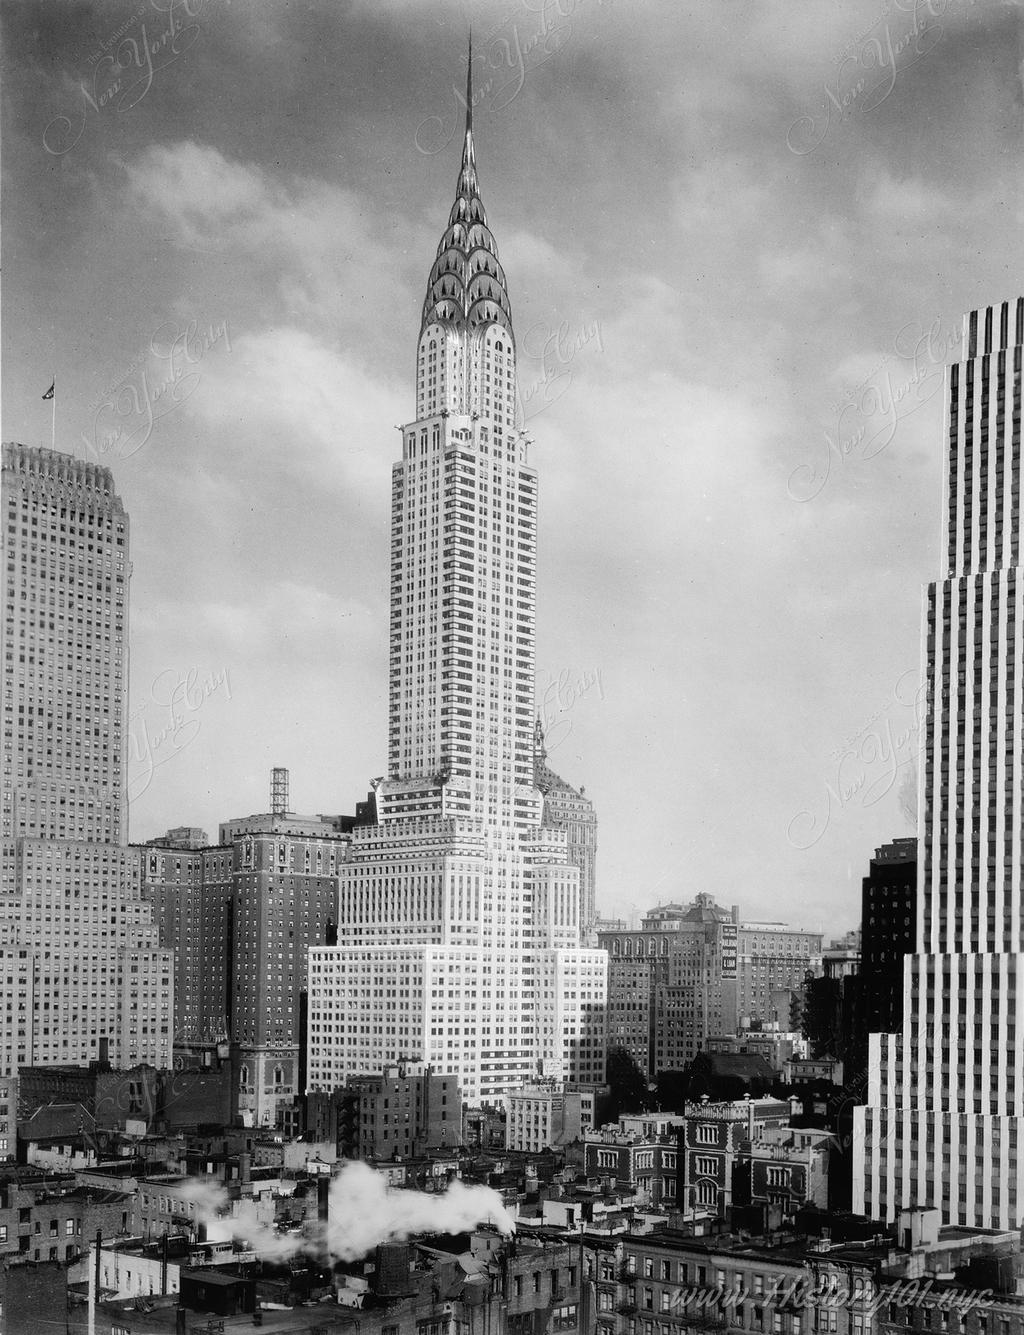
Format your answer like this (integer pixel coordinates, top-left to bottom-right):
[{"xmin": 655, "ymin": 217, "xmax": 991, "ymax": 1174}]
[
  {"xmin": 465, "ymin": 30, "xmax": 473, "ymax": 137},
  {"xmin": 460, "ymin": 31, "xmax": 475, "ymax": 182},
  {"xmin": 419, "ymin": 42, "xmax": 514, "ymax": 345}
]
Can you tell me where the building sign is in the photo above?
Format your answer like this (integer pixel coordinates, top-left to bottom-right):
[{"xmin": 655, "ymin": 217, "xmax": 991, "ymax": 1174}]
[{"xmin": 721, "ymin": 924, "xmax": 737, "ymax": 977}]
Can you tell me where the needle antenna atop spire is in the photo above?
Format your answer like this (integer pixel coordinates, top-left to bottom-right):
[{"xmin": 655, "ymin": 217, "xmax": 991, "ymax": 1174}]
[{"xmin": 465, "ymin": 30, "xmax": 473, "ymax": 135}]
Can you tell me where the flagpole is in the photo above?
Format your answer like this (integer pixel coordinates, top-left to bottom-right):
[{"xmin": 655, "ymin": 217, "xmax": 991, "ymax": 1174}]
[{"xmin": 51, "ymin": 374, "xmax": 56, "ymax": 450}]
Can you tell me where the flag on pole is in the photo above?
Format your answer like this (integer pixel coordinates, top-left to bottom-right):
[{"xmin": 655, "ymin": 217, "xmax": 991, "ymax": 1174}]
[{"xmin": 42, "ymin": 381, "xmax": 54, "ymax": 400}]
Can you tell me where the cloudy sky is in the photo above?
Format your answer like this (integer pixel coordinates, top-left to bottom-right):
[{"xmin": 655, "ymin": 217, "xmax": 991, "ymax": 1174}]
[{"xmin": 4, "ymin": 0, "xmax": 1023, "ymax": 933}]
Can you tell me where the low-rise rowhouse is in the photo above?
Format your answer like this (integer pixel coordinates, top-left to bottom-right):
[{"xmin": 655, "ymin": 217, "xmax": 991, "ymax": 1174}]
[
  {"xmin": 503, "ymin": 1234, "xmax": 586, "ymax": 1335},
  {"xmin": 878, "ymin": 1281, "xmax": 1024, "ymax": 1335},
  {"xmin": 677, "ymin": 1098, "xmax": 799, "ymax": 1216},
  {"xmin": 135, "ymin": 1173, "xmax": 280, "ymax": 1240},
  {"xmin": 0, "ymin": 1173, "xmax": 131, "ymax": 1262},
  {"xmin": 594, "ymin": 1225, "xmax": 879, "ymax": 1335},
  {"xmin": 585, "ymin": 1116, "xmax": 684, "ymax": 1209},
  {"xmin": 69, "ymin": 1240, "xmax": 181, "ymax": 1301},
  {"xmin": 584, "ymin": 1207, "xmax": 1024, "ymax": 1335},
  {"xmin": 733, "ymin": 1126, "xmax": 832, "ymax": 1217}
]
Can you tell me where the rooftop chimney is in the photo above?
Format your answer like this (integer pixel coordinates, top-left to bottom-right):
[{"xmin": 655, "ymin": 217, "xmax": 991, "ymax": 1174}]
[{"xmin": 271, "ymin": 768, "xmax": 289, "ymax": 816}]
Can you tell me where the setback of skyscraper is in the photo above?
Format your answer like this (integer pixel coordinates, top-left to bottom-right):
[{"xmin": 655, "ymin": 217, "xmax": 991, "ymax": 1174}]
[{"xmin": 306, "ymin": 64, "xmax": 608, "ymax": 1105}]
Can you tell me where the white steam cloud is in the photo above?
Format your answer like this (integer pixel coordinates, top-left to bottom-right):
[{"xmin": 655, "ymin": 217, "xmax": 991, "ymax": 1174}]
[
  {"xmin": 179, "ymin": 1161, "xmax": 515, "ymax": 1264},
  {"xmin": 324, "ymin": 1161, "xmax": 514, "ymax": 1261}
]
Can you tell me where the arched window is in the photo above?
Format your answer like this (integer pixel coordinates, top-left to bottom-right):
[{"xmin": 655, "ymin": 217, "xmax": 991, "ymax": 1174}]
[
  {"xmin": 239, "ymin": 1065, "xmax": 249, "ymax": 1087},
  {"xmin": 274, "ymin": 1066, "xmax": 284, "ymax": 1087}
]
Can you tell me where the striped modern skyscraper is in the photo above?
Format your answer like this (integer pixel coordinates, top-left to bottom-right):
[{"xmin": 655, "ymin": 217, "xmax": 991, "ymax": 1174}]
[
  {"xmin": 306, "ymin": 55, "xmax": 608, "ymax": 1105},
  {"xmin": 855, "ymin": 298, "xmax": 1024, "ymax": 1229}
]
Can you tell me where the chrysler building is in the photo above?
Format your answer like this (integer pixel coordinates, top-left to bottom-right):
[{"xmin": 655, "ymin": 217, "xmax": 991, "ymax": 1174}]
[{"xmin": 307, "ymin": 55, "xmax": 608, "ymax": 1104}]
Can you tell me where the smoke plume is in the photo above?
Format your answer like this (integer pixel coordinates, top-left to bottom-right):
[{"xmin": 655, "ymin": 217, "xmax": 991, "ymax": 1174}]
[
  {"xmin": 178, "ymin": 1160, "xmax": 515, "ymax": 1264},
  {"xmin": 325, "ymin": 1161, "xmax": 514, "ymax": 1260},
  {"xmin": 178, "ymin": 1178, "xmax": 301, "ymax": 1262}
]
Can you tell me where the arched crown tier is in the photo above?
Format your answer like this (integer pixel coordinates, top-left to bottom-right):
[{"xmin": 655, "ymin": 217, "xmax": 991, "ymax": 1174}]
[{"xmin": 419, "ymin": 44, "xmax": 514, "ymax": 346}]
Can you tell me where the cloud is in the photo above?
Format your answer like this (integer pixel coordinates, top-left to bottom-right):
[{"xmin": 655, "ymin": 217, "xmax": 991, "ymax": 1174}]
[
  {"xmin": 501, "ymin": 228, "xmax": 567, "ymax": 282},
  {"xmin": 126, "ymin": 142, "xmax": 274, "ymax": 242},
  {"xmin": 124, "ymin": 140, "xmax": 416, "ymax": 340},
  {"xmin": 188, "ymin": 325, "xmax": 402, "ymax": 501},
  {"xmin": 858, "ymin": 165, "xmax": 955, "ymax": 222}
]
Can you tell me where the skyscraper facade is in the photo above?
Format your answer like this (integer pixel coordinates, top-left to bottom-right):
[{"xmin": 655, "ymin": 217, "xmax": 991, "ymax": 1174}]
[
  {"xmin": 307, "ymin": 72, "xmax": 607, "ymax": 1105},
  {"xmin": 735, "ymin": 920, "xmax": 823, "ymax": 1031},
  {"xmin": 0, "ymin": 444, "xmax": 172, "ymax": 1073},
  {"xmin": 599, "ymin": 898, "xmax": 821, "ymax": 1080},
  {"xmin": 140, "ymin": 772, "xmax": 348, "ymax": 1126},
  {"xmin": 855, "ymin": 298, "xmax": 1024, "ymax": 1229}
]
